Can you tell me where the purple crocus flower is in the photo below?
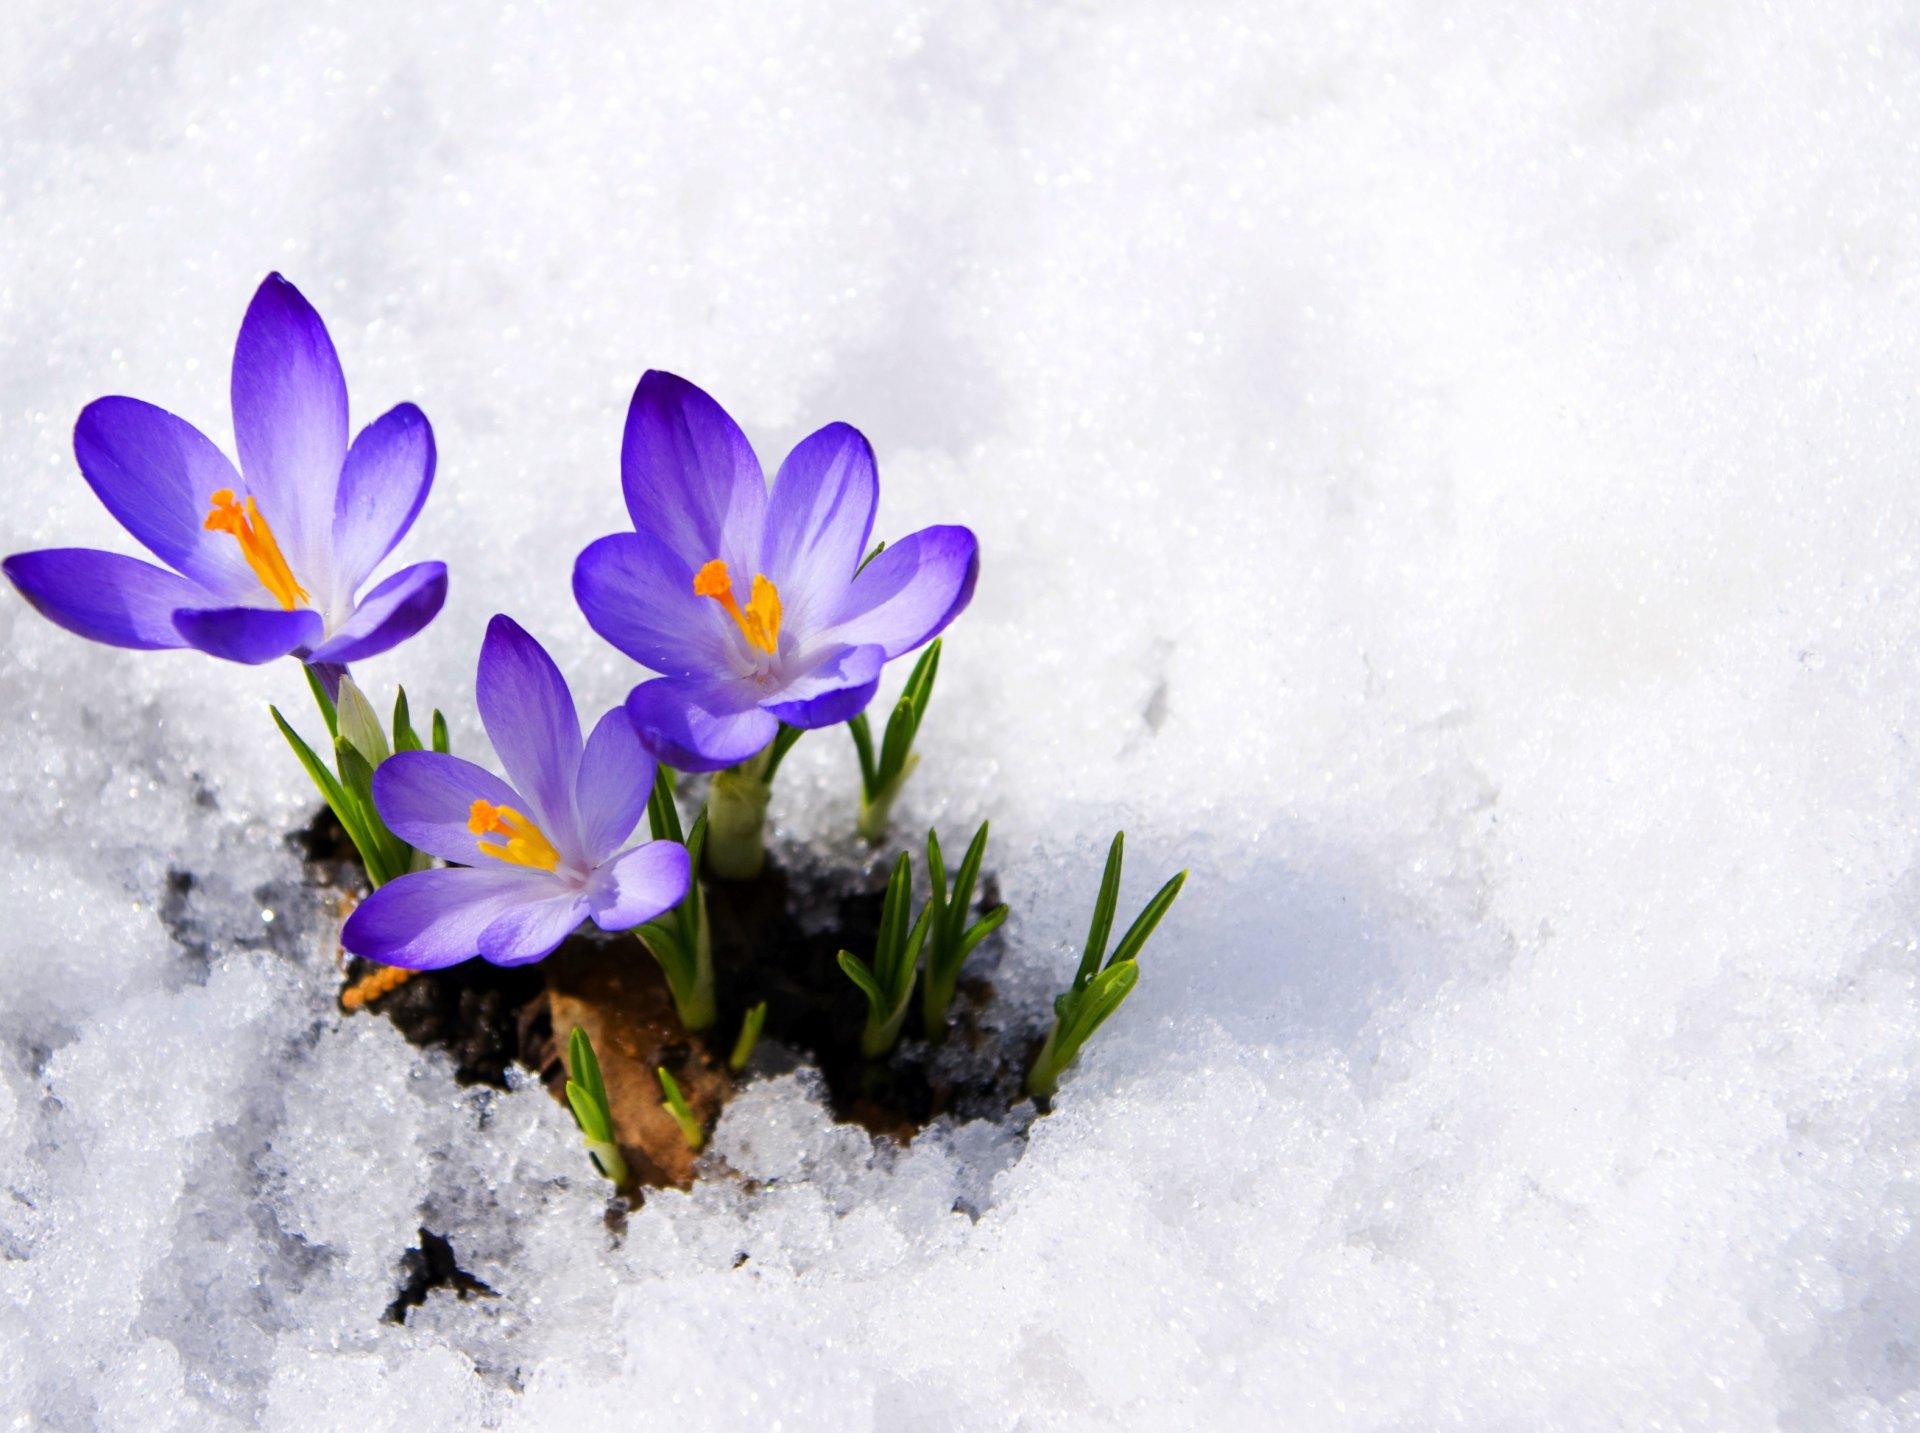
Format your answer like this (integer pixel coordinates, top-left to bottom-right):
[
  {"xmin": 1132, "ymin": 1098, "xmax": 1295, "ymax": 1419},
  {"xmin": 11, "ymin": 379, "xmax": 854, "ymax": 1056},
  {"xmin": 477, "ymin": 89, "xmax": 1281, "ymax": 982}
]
[
  {"xmin": 342, "ymin": 615, "xmax": 691, "ymax": 970},
  {"xmin": 572, "ymin": 371, "xmax": 979, "ymax": 772},
  {"xmin": 3, "ymin": 274, "xmax": 446, "ymax": 668}
]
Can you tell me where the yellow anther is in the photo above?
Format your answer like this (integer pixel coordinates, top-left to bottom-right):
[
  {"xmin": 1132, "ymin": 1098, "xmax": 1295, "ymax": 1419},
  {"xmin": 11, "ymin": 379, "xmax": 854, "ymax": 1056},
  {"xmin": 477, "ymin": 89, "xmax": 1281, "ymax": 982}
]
[
  {"xmin": 693, "ymin": 558, "xmax": 782, "ymax": 655},
  {"xmin": 467, "ymin": 799, "xmax": 561, "ymax": 872},
  {"xmin": 203, "ymin": 489, "xmax": 308, "ymax": 610}
]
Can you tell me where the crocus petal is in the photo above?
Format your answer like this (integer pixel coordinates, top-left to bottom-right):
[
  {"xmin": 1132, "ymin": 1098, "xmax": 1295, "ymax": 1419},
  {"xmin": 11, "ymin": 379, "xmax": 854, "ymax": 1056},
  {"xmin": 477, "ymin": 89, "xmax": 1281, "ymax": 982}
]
[
  {"xmin": 762, "ymin": 642, "xmax": 886, "ymax": 728},
  {"xmin": 574, "ymin": 707, "xmax": 656, "ymax": 866},
  {"xmin": 230, "ymin": 274, "xmax": 348, "ymax": 591},
  {"xmin": 620, "ymin": 370, "xmax": 767, "ymax": 574},
  {"xmin": 766, "ymin": 678, "xmax": 880, "ymax": 730},
  {"xmin": 304, "ymin": 561, "xmax": 448, "ymax": 665},
  {"xmin": 72, "ymin": 397, "xmax": 255, "ymax": 600},
  {"xmin": 625, "ymin": 675, "xmax": 779, "ymax": 774},
  {"xmin": 331, "ymin": 402, "xmax": 436, "ymax": 596},
  {"xmin": 371, "ymin": 750, "xmax": 528, "ymax": 867},
  {"xmin": 586, "ymin": 841, "xmax": 692, "ymax": 932},
  {"xmin": 572, "ymin": 531, "xmax": 735, "ymax": 679},
  {"xmin": 475, "ymin": 615, "xmax": 584, "ymax": 850},
  {"xmin": 170, "ymin": 604, "xmax": 322, "ymax": 664},
  {"xmin": 342, "ymin": 865, "xmax": 565, "ymax": 971},
  {"xmin": 477, "ymin": 891, "xmax": 592, "ymax": 966},
  {"xmin": 759, "ymin": 421, "xmax": 877, "ymax": 635},
  {"xmin": 3, "ymin": 548, "xmax": 206, "ymax": 650},
  {"xmin": 829, "ymin": 525, "xmax": 980, "ymax": 658}
]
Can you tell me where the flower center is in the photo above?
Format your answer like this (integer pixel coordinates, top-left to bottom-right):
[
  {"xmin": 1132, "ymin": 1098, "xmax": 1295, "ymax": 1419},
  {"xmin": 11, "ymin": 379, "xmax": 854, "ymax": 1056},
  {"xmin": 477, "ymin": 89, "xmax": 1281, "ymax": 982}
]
[
  {"xmin": 468, "ymin": 799, "xmax": 561, "ymax": 872},
  {"xmin": 203, "ymin": 489, "xmax": 308, "ymax": 610},
  {"xmin": 693, "ymin": 558, "xmax": 782, "ymax": 655}
]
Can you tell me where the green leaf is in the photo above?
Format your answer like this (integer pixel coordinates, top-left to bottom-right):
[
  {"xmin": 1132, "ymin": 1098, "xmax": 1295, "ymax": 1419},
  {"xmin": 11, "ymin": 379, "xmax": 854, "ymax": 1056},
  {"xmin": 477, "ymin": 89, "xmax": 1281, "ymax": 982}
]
[
  {"xmin": 1074, "ymin": 833, "xmax": 1126, "ymax": 992},
  {"xmin": 729, "ymin": 1001, "xmax": 767, "ymax": 1074},
  {"xmin": 899, "ymin": 639, "xmax": 941, "ymax": 742},
  {"xmin": 273, "ymin": 706, "xmax": 387, "ymax": 884},
  {"xmin": 877, "ymin": 693, "xmax": 917, "ymax": 788},
  {"xmin": 657, "ymin": 1066, "xmax": 703, "ymax": 1151},
  {"xmin": 956, "ymin": 903, "xmax": 1010, "ymax": 963},
  {"xmin": 303, "ymin": 665, "xmax": 339, "ymax": 738},
  {"xmin": 1107, "ymin": 869, "xmax": 1187, "ymax": 970},
  {"xmin": 855, "ymin": 539, "xmax": 887, "ymax": 575},
  {"xmin": 334, "ymin": 737, "xmax": 408, "ymax": 885},
  {"xmin": 636, "ymin": 921, "xmax": 692, "ymax": 988},
  {"xmin": 430, "ymin": 710, "xmax": 451, "ymax": 754},
  {"xmin": 1061, "ymin": 959, "xmax": 1140, "ymax": 1048},
  {"xmin": 847, "ymin": 712, "xmax": 877, "ymax": 795},
  {"xmin": 837, "ymin": 950, "xmax": 888, "ymax": 1012},
  {"xmin": 335, "ymin": 676, "xmax": 390, "ymax": 765},
  {"xmin": 647, "ymin": 764, "xmax": 685, "ymax": 845},
  {"xmin": 568, "ymin": 1026, "xmax": 609, "ymax": 1113},
  {"xmin": 945, "ymin": 820, "xmax": 990, "ymax": 952},
  {"xmin": 392, "ymin": 687, "xmax": 423, "ymax": 753},
  {"xmin": 762, "ymin": 723, "xmax": 805, "ymax": 783},
  {"xmin": 565, "ymin": 1081, "xmax": 612, "ymax": 1144},
  {"xmin": 876, "ymin": 852, "xmax": 914, "ymax": 988},
  {"xmin": 925, "ymin": 828, "xmax": 949, "ymax": 925}
]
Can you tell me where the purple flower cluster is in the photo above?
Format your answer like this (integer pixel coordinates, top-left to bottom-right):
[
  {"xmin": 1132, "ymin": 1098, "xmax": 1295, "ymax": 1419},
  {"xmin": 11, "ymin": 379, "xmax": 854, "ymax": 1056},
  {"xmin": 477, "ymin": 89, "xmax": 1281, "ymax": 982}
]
[{"xmin": 5, "ymin": 277, "xmax": 978, "ymax": 972}]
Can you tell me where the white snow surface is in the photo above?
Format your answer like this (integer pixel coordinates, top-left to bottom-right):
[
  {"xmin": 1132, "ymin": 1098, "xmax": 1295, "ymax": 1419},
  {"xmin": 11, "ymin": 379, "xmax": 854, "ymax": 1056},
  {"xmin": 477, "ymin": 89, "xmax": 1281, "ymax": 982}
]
[{"xmin": 3, "ymin": 2, "xmax": 1919, "ymax": 1427}]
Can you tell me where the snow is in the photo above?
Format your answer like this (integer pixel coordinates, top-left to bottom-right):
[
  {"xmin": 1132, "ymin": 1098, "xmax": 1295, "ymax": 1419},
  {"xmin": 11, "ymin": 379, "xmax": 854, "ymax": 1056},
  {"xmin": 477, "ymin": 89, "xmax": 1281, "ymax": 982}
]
[{"xmin": 4, "ymin": 0, "xmax": 1920, "ymax": 1427}]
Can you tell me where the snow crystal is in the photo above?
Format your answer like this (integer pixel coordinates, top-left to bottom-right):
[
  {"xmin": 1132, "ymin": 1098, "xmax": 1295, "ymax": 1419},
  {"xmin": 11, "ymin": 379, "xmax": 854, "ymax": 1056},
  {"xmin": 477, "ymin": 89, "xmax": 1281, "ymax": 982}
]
[{"xmin": 5, "ymin": 1, "xmax": 1920, "ymax": 1428}]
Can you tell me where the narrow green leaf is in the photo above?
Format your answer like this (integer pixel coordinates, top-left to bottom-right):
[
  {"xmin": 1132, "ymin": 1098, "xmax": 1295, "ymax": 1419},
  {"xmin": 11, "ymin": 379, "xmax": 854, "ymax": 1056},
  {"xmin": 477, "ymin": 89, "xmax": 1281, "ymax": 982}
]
[
  {"xmin": 392, "ymin": 687, "xmax": 423, "ymax": 753},
  {"xmin": 657, "ymin": 1066, "xmax": 704, "ymax": 1151},
  {"xmin": 1107, "ymin": 869, "xmax": 1188, "ymax": 970},
  {"xmin": 763, "ymin": 723, "xmax": 804, "ymax": 783},
  {"xmin": 956, "ymin": 903, "xmax": 1010, "ymax": 964},
  {"xmin": 876, "ymin": 852, "xmax": 913, "ymax": 987},
  {"xmin": 647, "ymin": 764, "xmax": 685, "ymax": 845},
  {"xmin": 729, "ymin": 1000, "xmax": 767, "ymax": 1074},
  {"xmin": 898, "ymin": 899, "xmax": 934, "ymax": 1002},
  {"xmin": 637, "ymin": 922, "xmax": 692, "ymax": 988},
  {"xmin": 303, "ymin": 665, "xmax": 339, "ymax": 738},
  {"xmin": 1074, "ymin": 833, "xmax": 1126, "ymax": 992},
  {"xmin": 878, "ymin": 694, "xmax": 916, "ymax": 787},
  {"xmin": 334, "ymin": 737, "xmax": 408, "ymax": 886},
  {"xmin": 837, "ymin": 950, "xmax": 888, "ymax": 1013},
  {"xmin": 847, "ymin": 712, "xmax": 877, "ymax": 795},
  {"xmin": 1061, "ymin": 959, "xmax": 1140, "ymax": 1049},
  {"xmin": 568, "ymin": 1026, "xmax": 609, "ymax": 1113},
  {"xmin": 274, "ymin": 706, "xmax": 385, "ymax": 881},
  {"xmin": 565, "ymin": 1081, "xmax": 612, "ymax": 1144},
  {"xmin": 431, "ymin": 710, "xmax": 451, "ymax": 754},
  {"xmin": 925, "ymin": 828, "xmax": 949, "ymax": 927},
  {"xmin": 899, "ymin": 639, "xmax": 941, "ymax": 744},
  {"xmin": 855, "ymin": 539, "xmax": 887, "ymax": 575},
  {"xmin": 336, "ymin": 676, "xmax": 390, "ymax": 765},
  {"xmin": 945, "ymin": 820, "xmax": 991, "ymax": 952}
]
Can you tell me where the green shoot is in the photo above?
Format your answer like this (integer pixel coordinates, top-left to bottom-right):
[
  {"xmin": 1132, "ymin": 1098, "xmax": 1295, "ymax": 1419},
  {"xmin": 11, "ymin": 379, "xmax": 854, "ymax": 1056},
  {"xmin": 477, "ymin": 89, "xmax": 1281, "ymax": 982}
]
[
  {"xmin": 729, "ymin": 1001, "xmax": 768, "ymax": 1074},
  {"xmin": 836, "ymin": 851, "xmax": 933, "ymax": 1058},
  {"xmin": 564, "ymin": 1026, "xmax": 628, "ymax": 1188},
  {"xmin": 657, "ymin": 1066, "xmax": 704, "ymax": 1151},
  {"xmin": 705, "ymin": 725, "xmax": 800, "ymax": 880},
  {"xmin": 847, "ymin": 638, "xmax": 941, "ymax": 843},
  {"xmin": 921, "ymin": 822, "xmax": 1010, "ymax": 1041},
  {"xmin": 1026, "ymin": 833, "xmax": 1187, "ymax": 1099},
  {"xmin": 634, "ymin": 772, "xmax": 716, "ymax": 1031},
  {"xmin": 273, "ymin": 673, "xmax": 442, "ymax": 887}
]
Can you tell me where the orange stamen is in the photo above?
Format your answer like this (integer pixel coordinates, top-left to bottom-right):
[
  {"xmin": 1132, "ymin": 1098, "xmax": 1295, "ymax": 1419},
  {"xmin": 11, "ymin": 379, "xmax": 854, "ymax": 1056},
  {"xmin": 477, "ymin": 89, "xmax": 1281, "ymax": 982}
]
[
  {"xmin": 467, "ymin": 799, "xmax": 561, "ymax": 872},
  {"xmin": 203, "ymin": 489, "xmax": 308, "ymax": 610},
  {"xmin": 693, "ymin": 558, "xmax": 782, "ymax": 654}
]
